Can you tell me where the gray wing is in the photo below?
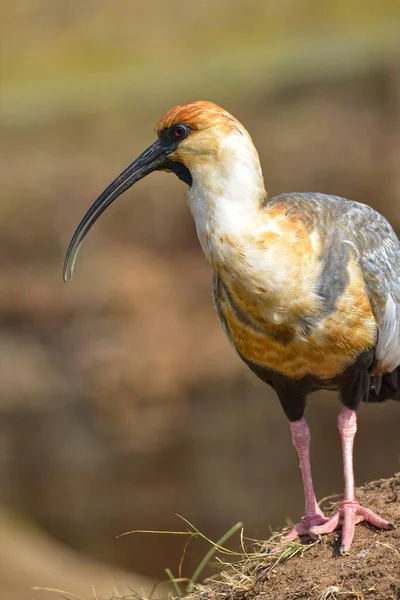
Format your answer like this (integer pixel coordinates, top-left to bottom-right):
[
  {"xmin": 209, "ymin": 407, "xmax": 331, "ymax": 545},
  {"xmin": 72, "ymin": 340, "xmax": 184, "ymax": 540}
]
[{"xmin": 345, "ymin": 202, "xmax": 400, "ymax": 374}]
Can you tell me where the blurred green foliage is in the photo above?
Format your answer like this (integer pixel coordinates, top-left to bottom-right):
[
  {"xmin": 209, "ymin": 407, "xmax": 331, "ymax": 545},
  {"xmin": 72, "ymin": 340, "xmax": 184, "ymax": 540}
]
[{"xmin": 2, "ymin": 0, "xmax": 400, "ymax": 122}]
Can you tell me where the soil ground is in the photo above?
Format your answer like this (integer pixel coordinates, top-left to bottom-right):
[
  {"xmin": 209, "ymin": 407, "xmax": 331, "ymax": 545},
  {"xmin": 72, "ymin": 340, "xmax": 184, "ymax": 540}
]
[{"xmin": 188, "ymin": 474, "xmax": 400, "ymax": 600}]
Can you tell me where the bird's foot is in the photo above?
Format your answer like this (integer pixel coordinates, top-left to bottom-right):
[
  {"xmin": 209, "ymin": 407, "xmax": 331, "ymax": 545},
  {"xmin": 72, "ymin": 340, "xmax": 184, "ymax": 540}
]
[
  {"xmin": 268, "ymin": 511, "xmax": 328, "ymax": 553},
  {"xmin": 309, "ymin": 500, "xmax": 396, "ymax": 554},
  {"xmin": 284, "ymin": 512, "xmax": 329, "ymax": 541}
]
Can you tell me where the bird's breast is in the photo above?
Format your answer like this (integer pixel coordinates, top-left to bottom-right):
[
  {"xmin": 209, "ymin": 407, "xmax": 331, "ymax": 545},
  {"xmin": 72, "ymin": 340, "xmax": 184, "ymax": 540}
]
[
  {"xmin": 213, "ymin": 255, "xmax": 377, "ymax": 381},
  {"xmin": 191, "ymin": 192, "xmax": 377, "ymax": 380}
]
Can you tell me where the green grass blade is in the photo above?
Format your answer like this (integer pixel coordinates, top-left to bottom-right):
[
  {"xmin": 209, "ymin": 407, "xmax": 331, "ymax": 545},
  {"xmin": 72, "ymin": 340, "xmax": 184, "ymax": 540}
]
[
  {"xmin": 176, "ymin": 515, "xmax": 244, "ymax": 556},
  {"xmin": 186, "ymin": 521, "xmax": 243, "ymax": 593},
  {"xmin": 165, "ymin": 568, "xmax": 183, "ymax": 597}
]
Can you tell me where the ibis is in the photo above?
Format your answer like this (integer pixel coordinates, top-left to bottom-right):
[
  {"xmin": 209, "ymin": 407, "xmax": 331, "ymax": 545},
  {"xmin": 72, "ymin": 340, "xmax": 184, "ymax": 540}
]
[{"xmin": 64, "ymin": 101, "xmax": 399, "ymax": 553}]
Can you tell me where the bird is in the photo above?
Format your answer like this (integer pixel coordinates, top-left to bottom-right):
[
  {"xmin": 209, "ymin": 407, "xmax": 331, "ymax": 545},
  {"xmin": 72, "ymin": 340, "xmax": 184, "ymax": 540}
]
[{"xmin": 63, "ymin": 101, "xmax": 399, "ymax": 554}]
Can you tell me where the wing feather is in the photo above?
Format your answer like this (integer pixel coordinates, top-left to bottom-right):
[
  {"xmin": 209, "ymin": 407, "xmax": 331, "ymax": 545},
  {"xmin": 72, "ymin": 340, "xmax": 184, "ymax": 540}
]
[
  {"xmin": 353, "ymin": 209, "xmax": 400, "ymax": 374},
  {"xmin": 266, "ymin": 193, "xmax": 400, "ymax": 374}
]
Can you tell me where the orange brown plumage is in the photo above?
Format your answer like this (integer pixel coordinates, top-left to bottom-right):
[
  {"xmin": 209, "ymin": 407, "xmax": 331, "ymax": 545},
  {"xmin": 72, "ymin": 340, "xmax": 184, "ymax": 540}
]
[{"xmin": 156, "ymin": 100, "xmax": 245, "ymax": 136}]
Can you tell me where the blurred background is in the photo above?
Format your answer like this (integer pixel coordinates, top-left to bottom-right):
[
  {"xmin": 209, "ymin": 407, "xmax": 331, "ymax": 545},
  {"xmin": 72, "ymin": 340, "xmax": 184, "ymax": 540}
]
[{"xmin": 1, "ymin": 1, "xmax": 400, "ymax": 598}]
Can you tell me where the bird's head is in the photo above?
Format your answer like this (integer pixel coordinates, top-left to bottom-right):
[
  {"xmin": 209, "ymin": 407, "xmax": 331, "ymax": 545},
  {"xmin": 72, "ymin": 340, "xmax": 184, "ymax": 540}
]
[
  {"xmin": 63, "ymin": 101, "xmax": 262, "ymax": 282},
  {"xmin": 155, "ymin": 101, "xmax": 253, "ymax": 175}
]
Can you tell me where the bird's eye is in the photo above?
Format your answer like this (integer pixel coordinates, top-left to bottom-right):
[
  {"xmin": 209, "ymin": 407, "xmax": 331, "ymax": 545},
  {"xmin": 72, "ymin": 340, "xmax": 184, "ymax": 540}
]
[{"xmin": 174, "ymin": 125, "xmax": 186, "ymax": 138}]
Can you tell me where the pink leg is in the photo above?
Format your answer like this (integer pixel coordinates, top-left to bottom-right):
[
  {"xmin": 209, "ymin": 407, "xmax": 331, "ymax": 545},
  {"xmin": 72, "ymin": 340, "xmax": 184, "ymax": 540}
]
[
  {"xmin": 283, "ymin": 418, "xmax": 328, "ymax": 541},
  {"xmin": 310, "ymin": 407, "xmax": 395, "ymax": 553}
]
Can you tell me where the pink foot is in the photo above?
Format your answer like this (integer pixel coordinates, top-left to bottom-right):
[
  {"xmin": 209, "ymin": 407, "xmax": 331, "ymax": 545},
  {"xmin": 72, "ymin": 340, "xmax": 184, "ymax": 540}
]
[
  {"xmin": 284, "ymin": 512, "xmax": 329, "ymax": 541},
  {"xmin": 309, "ymin": 500, "xmax": 396, "ymax": 554},
  {"xmin": 268, "ymin": 511, "xmax": 328, "ymax": 552}
]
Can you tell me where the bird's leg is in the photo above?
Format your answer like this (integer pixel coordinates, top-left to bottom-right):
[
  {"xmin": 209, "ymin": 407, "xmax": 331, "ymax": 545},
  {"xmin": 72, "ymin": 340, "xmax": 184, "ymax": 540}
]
[
  {"xmin": 309, "ymin": 407, "xmax": 395, "ymax": 553},
  {"xmin": 283, "ymin": 418, "xmax": 328, "ymax": 541}
]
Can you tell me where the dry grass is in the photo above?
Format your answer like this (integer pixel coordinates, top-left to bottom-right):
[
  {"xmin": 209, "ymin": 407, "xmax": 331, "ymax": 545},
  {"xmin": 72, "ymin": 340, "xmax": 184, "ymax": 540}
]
[
  {"xmin": 116, "ymin": 522, "xmax": 319, "ymax": 600},
  {"xmin": 28, "ymin": 476, "xmax": 400, "ymax": 600},
  {"xmin": 313, "ymin": 587, "xmax": 361, "ymax": 600},
  {"xmin": 31, "ymin": 523, "xmax": 317, "ymax": 600},
  {"xmin": 113, "ymin": 476, "xmax": 399, "ymax": 600}
]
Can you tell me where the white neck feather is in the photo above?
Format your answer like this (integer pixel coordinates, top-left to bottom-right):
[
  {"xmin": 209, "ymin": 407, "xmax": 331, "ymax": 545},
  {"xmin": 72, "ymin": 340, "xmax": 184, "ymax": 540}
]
[
  {"xmin": 183, "ymin": 129, "xmax": 314, "ymax": 316},
  {"xmin": 185, "ymin": 131, "xmax": 265, "ymax": 264}
]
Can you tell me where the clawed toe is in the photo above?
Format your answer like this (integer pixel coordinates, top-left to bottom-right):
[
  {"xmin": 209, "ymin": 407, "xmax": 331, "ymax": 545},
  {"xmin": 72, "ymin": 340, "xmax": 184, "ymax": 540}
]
[
  {"xmin": 310, "ymin": 500, "xmax": 394, "ymax": 553},
  {"xmin": 282, "ymin": 512, "xmax": 328, "ymax": 543},
  {"xmin": 266, "ymin": 512, "xmax": 328, "ymax": 553},
  {"xmin": 290, "ymin": 514, "xmax": 328, "ymax": 537},
  {"xmin": 270, "ymin": 501, "xmax": 394, "ymax": 555}
]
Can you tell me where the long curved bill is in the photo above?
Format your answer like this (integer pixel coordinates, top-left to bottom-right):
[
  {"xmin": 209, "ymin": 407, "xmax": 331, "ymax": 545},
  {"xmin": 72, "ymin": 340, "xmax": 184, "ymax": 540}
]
[{"xmin": 63, "ymin": 137, "xmax": 170, "ymax": 282}]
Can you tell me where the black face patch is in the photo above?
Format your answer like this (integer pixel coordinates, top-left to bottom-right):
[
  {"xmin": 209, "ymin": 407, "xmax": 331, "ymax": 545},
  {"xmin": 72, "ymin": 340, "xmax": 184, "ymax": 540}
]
[
  {"xmin": 162, "ymin": 158, "xmax": 192, "ymax": 186},
  {"xmin": 160, "ymin": 123, "xmax": 192, "ymax": 143},
  {"xmin": 157, "ymin": 124, "xmax": 193, "ymax": 186}
]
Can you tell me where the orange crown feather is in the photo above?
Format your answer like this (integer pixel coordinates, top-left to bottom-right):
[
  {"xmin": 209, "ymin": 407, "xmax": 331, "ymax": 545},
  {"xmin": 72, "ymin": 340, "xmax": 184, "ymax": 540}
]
[{"xmin": 156, "ymin": 101, "xmax": 244, "ymax": 136}]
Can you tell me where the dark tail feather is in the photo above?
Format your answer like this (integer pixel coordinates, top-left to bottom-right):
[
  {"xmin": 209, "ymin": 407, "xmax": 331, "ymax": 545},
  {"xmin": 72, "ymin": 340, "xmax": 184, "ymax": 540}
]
[{"xmin": 367, "ymin": 367, "xmax": 400, "ymax": 403}]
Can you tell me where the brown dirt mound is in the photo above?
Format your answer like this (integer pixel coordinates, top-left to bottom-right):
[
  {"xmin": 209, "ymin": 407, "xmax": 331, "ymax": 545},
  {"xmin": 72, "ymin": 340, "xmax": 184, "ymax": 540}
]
[{"xmin": 188, "ymin": 474, "xmax": 400, "ymax": 600}]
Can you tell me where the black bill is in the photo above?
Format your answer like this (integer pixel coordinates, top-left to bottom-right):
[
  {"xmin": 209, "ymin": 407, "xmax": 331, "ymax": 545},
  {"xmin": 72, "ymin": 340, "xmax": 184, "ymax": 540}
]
[{"xmin": 63, "ymin": 137, "xmax": 175, "ymax": 282}]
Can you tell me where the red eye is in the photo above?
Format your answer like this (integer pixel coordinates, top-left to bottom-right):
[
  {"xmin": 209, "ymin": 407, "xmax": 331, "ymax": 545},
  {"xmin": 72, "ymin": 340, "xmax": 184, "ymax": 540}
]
[{"xmin": 174, "ymin": 125, "xmax": 186, "ymax": 137}]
